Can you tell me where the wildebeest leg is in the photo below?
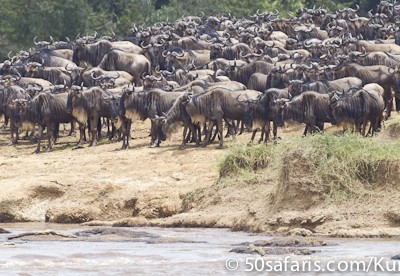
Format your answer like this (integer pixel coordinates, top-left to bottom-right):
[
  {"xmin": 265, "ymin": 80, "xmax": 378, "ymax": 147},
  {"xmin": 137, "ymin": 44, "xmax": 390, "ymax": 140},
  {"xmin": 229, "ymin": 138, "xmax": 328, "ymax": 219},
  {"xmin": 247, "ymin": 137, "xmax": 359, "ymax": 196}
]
[
  {"xmin": 384, "ymin": 86, "xmax": 393, "ymax": 119},
  {"xmin": 302, "ymin": 126, "xmax": 309, "ymax": 137},
  {"xmin": 47, "ymin": 123, "xmax": 54, "ymax": 152},
  {"xmin": 76, "ymin": 123, "xmax": 85, "ymax": 147},
  {"xmin": 180, "ymin": 126, "xmax": 189, "ymax": 150},
  {"xmin": 315, "ymin": 122, "xmax": 324, "ymax": 133},
  {"xmin": 196, "ymin": 124, "xmax": 202, "ymax": 144},
  {"xmin": 209, "ymin": 124, "xmax": 219, "ymax": 142},
  {"xmin": 10, "ymin": 117, "xmax": 18, "ymax": 145},
  {"xmin": 125, "ymin": 120, "xmax": 132, "ymax": 149},
  {"xmin": 201, "ymin": 122, "xmax": 207, "ymax": 136},
  {"xmin": 1, "ymin": 115, "xmax": 9, "ymax": 130},
  {"xmin": 188, "ymin": 123, "xmax": 199, "ymax": 147},
  {"xmin": 68, "ymin": 121, "xmax": 76, "ymax": 136},
  {"xmin": 105, "ymin": 118, "xmax": 110, "ymax": 138},
  {"xmin": 97, "ymin": 118, "xmax": 102, "ymax": 140},
  {"xmin": 34, "ymin": 125, "xmax": 44, "ymax": 154},
  {"xmin": 202, "ymin": 120, "xmax": 215, "ymax": 147},
  {"xmin": 250, "ymin": 128, "xmax": 258, "ymax": 144},
  {"xmin": 361, "ymin": 119, "xmax": 368, "ymax": 137},
  {"xmin": 216, "ymin": 119, "xmax": 224, "ymax": 149},
  {"xmin": 149, "ymin": 121, "xmax": 157, "ymax": 147},
  {"xmin": 53, "ymin": 123, "xmax": 60, "ymax": 143},
  {"xmin": 89, "ymin": 117, "xmax": 98, "ymax": 147},
  {"xmin": 239, "ymin": 120, "xmax": 245, "ymax": 135}
]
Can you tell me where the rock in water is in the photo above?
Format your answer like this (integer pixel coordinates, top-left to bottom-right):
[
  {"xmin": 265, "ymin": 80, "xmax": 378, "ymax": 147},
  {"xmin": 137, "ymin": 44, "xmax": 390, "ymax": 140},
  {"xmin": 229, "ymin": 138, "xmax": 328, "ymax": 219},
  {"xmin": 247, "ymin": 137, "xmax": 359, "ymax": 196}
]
[
  {"xmin": 391, "ymin": 255, "xmax": 400, "ymax": 260},
  {"xmin": 0, "ymin": 228, "xmax": 10, "ymax": 234}
]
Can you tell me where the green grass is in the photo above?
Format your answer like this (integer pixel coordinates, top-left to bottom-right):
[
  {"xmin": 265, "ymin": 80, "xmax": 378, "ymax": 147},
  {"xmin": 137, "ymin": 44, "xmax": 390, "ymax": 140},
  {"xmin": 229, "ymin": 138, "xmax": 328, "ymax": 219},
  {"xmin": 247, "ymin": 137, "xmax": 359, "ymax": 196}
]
[
  {"xmin": 218, "ymin": 144, "xmax": 271, "ymax": 178},
  {"xmin": 218, "ymin": 133, "xmax": 400, "ymax": 202}
]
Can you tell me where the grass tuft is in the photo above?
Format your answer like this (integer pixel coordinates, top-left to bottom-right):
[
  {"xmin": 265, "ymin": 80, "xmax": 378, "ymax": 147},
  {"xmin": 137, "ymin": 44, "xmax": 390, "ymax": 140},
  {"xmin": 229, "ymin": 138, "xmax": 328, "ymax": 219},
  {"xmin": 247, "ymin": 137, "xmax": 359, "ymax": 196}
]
[{"xmin": 218, "ymin": 133, "xmax": 400, "ymax": 202}]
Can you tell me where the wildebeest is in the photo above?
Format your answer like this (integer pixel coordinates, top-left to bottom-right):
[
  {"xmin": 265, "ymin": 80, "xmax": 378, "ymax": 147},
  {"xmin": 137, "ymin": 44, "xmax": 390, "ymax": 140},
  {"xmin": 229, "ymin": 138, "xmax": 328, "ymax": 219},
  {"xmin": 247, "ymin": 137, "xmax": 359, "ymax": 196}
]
[
  {"xmin": 185, "ymin": 88, "xmax": 260, "ymax": 148},
  {"xmin": 276, "ymin": 91, "xmax": 335, "ymax": 135},
  {"xmin": 329, "ymin": 85, "xmax": 385, "ymax": 135},
  {"xmin": 0, "ymin": 78, "xmax": 31, "ymax": 143},
  {"xmin": 119, "ymin": 88, "xmax": 182, "ymax": 148},
  {"xmin": 11, "ymin": 92, "xmax": 73, "ymax": 153},
  {"xmin": 98, "ymin": 49, "xmax": 151, "ymax": 86},
  {"xmin": 158, "ymin": 92, "xmax": 200, "ymax": 149},
  {"xmin": 67, "ymin": 85, "xmax": 119, "ymax": 147}
]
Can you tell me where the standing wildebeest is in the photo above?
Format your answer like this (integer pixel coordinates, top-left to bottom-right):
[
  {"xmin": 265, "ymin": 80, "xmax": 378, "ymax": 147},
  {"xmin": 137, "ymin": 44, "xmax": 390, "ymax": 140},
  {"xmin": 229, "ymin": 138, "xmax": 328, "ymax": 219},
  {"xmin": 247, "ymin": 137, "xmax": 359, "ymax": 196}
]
[
  {"xmin": 332, "ymin": 62, "xmax": 394, "ymax": 118},
  {"xmin": 329, "ymin": 86, "xmax": 385, "ymax": 136},
  {"xmin": 67, "ymin": 86, "xmax": 119, "ymax": 147},
  {"xmin": 246, "ymin": 88, "xmax": 290, "ymax": 144},
  {"xmin": 276, "ymin": 91, "xmax": 335, "ymax": 136},
  {"xmin": 98, "ymin": 49, "xmax": 150, "ymax": 86},
  {"xmin": 12, "ymin": 92, "xmax": 73, "ymax": 153},
  {"xmin": 185, "ymin": 88, "xmax": 260, "ymax": 148},
  {"xmin": 388, "ymin": 66, "xmax": 400, "ymax": 111},
  {"xmin": 119, "ymin": 88, "xmax": 181, "ymax": 148},
  {"xmin": 158, "ymin": 92, "xmax": 200, "ymax": 149},
  {"xmin": 0, "ymin": 77, "xmax": 31, "ymax": 143}
]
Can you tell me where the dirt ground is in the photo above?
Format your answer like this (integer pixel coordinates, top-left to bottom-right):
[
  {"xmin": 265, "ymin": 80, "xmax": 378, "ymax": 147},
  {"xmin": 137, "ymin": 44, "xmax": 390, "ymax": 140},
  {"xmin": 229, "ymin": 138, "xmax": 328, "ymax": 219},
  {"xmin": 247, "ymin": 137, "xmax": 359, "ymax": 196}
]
[{"xmin": 1, "ymin": 117, "xmax": 400, "ymax": 238}]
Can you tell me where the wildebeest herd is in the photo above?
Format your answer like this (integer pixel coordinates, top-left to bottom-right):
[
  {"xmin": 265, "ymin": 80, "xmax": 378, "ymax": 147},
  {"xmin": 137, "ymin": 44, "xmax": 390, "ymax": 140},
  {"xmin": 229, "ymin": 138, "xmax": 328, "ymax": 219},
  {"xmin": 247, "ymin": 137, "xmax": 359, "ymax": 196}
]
[{"xmin": 1, "ymin": 1, "xmax": 400, "ymax": 152}]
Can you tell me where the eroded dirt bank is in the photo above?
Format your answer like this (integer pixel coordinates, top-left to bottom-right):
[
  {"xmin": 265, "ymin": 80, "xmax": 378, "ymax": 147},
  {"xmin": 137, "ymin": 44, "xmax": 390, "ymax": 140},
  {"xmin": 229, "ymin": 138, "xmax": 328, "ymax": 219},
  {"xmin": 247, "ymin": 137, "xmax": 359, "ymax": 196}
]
[{"xmin": 2, "ymin": 119, "xmax": 400, "ymax": 238}]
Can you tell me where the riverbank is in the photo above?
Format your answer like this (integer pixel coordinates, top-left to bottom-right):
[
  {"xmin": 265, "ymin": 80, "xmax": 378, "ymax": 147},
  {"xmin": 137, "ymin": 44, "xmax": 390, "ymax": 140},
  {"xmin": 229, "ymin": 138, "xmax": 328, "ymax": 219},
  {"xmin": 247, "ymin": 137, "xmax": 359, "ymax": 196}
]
[{"xmin": 1, "ymin": 118, "xmax": 400, "ymax": 238}]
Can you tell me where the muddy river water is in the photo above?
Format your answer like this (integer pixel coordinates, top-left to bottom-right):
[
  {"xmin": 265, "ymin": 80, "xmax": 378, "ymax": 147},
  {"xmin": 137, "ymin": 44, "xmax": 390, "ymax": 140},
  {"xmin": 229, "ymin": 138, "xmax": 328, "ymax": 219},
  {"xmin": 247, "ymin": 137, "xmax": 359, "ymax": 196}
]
[{"xmin": 1, "ymin": 223, "xmax": 400, "ymax": 275}]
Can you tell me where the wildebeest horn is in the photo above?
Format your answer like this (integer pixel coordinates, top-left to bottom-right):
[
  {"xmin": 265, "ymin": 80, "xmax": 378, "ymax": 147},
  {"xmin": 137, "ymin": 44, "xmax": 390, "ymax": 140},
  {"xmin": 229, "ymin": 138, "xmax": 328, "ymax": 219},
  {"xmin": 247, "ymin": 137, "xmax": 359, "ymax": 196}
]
[
  {"xmin": 101, "ymin": 92, "xmax": 111, "ymax": 101},
  {"xmin": 65, "ymin": 63, "xmax": 73, "ymax": 71},
  {"xmin": 91, "ymin": 72, "xmax": 105, "ymax": 80},
  {"xmin": 155, "ymin": 74, "xmax": 163, "ymax": 81},
  {"xmin": 15, "ymin": 72, "xmax": 22, "ymax": 81},
  {"xmin": 254, "ymin": 49, "xmax": 264, "ymax": 56},
  {"xmin": 173, "ymin": 50, "xmax": 185, "ymax": 58},
  {"xmin": 162, "ymin": 50, "xmax": 169, "ymax": 58},
  {"xmin": 349, "ymin": 4, "xmax": 359, "ymax": 13},
  {"xmin": 237, "ymin": 94, "xmax": 249, "ymax": 103},
  {"xmin": 33, "ymin": 36, "xmax": 38, "ymax": 45},
  {"xmin": 388, "ymin": 66, "xmax": 397, "ymax": 74},
  {"xmin": 111, "ymin": 72, "xmax": 120, "ymax": 80},
  {"xmin": 240, "ymin": 51, "xmax": 252, "ymax": 58},
  {"xmin": 7, "ymin": 51, "xmax": 12, "ymax": 60},
  {"xmin": 303, "ymin": 40, "xmax": 314, "ymax": 48},
  {"xmin": 35, "ymin": 83, "xmax": 44, "ymax": 92},
  {"xmin": 141, "ymin": 41, "xmax": 151, "ymax": 49}
]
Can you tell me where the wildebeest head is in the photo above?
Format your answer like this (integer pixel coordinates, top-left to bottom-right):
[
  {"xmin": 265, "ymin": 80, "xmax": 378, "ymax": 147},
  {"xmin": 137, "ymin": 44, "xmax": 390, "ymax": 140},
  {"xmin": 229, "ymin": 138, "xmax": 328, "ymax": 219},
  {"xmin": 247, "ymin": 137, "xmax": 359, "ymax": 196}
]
[
  {"xmin": 210, "ymin": 43, "xmax": 223, "ymax": 60},
  {"xmin": 275, "ymin": 98, "xmax": 291, "ymax": 127},
  {"xmin": 91, "ymin": 71, "xmax": 119, "ymax": 90},
  {"xmin": 0, "ymin": 73, "xmax": 22, "ymax": 87},
  {"xmin": 119, "ymin": 85, "xmax": 135, "ymax": 116},
  {"xmin": 160, "ymin": 93, "xmax": 191, "ymax": 136},
  {"xmin": 101, "ymin": 91, "xmax": 119, "ymax": 122},
  {"xmin": 163, "ymin": 49, "xmax": 185, "ymax": 71},
  {"xmin": 66, "ymin": 84, "xmax": 84, "ymax": 114},
  {"xmin": 65, "ymin": 63, "xmax": 87, "ymax": 85},
  {"xmin": 10, "ymin": 98, "xmax": 38, "ymax": 127},
  {"xmin": 141, "ymin": 40, "xmax": 165, "ymax": 69},
  {"xmin": 25, "ymin": 83, "xmax": 44, "ymax": 98},
  {"xmin": 142, "ymin": 73, "xmax": 163, "ymax": 90}
]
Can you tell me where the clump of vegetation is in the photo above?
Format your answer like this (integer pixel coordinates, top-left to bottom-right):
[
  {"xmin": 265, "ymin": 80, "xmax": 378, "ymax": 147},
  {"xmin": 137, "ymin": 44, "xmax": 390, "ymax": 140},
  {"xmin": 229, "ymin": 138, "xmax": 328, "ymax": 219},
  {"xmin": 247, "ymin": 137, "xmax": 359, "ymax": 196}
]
[
  {"xmin": 218, "ymin": 144, "xmax": 271, "ymax": 178},
  {"xmin": 219, "ymin": 134, "xmax": 400, "ymax": 202}
]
